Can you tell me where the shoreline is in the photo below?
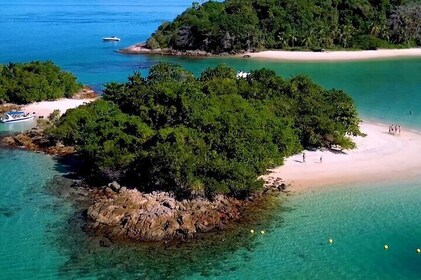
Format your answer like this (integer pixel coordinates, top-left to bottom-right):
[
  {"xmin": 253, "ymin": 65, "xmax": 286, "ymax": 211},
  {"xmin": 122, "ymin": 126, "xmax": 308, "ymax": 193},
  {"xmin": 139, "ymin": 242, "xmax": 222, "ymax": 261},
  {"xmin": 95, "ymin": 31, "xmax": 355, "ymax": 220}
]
[
  {"xmin": 118, "ymin": 43, "xmax": 421, "ymax": 62},
  {"xmin": 243, "ymin": 48, "xmax": 421, "ymax": 62},
  {"xmin": 263, "ymin": 121, "xmax": 421, "ymax": 192}
]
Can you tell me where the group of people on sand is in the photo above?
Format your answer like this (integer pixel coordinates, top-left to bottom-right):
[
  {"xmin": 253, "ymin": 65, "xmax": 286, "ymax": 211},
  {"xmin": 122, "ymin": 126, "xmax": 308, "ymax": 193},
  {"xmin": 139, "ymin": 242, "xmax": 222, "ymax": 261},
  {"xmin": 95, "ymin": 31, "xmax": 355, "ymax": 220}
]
[{"xmin": 388, "ymin": 124, "xmax": 401, "ymax": 135}]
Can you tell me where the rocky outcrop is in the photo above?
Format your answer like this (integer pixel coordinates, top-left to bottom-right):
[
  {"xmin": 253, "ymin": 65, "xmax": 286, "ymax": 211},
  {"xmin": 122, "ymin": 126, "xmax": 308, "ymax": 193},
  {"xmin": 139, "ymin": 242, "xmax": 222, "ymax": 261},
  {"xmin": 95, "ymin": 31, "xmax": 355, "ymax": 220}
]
[
  {"xmin": 72, "ymin": 86, "xmax": 98, "ymax": 99},
  {"xmin": 85, "ymin": 182, "xmax": 244, "ymax": 242},
  {"xmin": 0, "ymin": 128, "xmax": 74, "ymax": 156},
  {"xmin": 117, "ymin": 42, "xmax": 245, "ymax": 57}
]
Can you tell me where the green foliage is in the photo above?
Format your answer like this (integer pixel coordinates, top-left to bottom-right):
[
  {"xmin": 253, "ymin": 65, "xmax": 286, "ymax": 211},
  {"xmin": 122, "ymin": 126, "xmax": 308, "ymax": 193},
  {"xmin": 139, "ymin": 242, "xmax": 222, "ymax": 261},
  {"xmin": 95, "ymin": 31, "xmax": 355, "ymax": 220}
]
[
  {"xmin": 0, "ymin": 61, "xmax": 82, "ymax": 104},
  {"xmin": 146, "ymin": 0, "xmax": 421, "ymax": 53},
  {"xmin": 53, "ymin": 63, "xmax": 360, "ymax": 198}
]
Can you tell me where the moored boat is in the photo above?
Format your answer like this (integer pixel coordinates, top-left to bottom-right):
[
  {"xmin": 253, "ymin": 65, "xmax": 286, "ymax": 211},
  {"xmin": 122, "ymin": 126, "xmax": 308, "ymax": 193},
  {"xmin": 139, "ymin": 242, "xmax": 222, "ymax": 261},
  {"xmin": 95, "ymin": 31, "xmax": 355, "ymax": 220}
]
[
  {"xmin": 102, "ymin": 36, "xmax": 121, "ymax": 42},
  {"xmin": 1, "ymin": 111, "xmax": 36, "ymax": 123}
]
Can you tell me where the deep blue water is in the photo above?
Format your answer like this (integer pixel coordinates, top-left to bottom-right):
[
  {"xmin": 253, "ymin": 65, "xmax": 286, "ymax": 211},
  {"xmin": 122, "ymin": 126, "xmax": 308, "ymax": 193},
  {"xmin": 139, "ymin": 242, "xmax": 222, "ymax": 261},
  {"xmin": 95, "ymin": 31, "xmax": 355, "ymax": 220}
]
[{"xmin": 0, "ymin": 1, "xmax": 420, "ymax": 279}]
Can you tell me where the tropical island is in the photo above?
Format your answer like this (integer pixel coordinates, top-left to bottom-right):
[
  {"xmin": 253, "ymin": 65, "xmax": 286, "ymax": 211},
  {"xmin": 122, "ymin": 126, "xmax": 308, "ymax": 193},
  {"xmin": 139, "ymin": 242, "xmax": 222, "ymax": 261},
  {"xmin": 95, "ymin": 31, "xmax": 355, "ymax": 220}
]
[
  {"xmin": 120, "ymin": 0, "xmax": 421, "ymax": 57},
  {"xmin": 2, "ymin": 62, "xmax": 362, "ymax": 242}
]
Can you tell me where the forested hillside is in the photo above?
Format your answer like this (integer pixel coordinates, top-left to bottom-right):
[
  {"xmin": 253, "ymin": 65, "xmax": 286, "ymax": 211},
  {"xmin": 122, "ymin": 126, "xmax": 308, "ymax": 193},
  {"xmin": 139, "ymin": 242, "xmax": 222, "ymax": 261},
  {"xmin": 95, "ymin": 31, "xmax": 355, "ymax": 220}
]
[
  {"xmin": 51, "ymin": 63, "xmax": 360, "ymax": 198},
  {"xmin": 146, "ymin": 0, "xmax": 421, "ymax": 53}
]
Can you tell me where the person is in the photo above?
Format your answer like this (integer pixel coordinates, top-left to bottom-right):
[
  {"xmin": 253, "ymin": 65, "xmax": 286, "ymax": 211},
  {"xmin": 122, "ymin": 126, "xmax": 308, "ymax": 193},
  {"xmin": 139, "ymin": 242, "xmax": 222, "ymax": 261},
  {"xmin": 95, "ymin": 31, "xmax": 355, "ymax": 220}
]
[
  {"xmin": 398, "ymin": 125, "xmax": 401, "ymax": 134},
  {"xmin": 320, "ymin": 156, "xmax": 323, "ymax": 163},
  {"xmin": 303, "ymin": 152, "xmax": 306, "ymax": 163}
]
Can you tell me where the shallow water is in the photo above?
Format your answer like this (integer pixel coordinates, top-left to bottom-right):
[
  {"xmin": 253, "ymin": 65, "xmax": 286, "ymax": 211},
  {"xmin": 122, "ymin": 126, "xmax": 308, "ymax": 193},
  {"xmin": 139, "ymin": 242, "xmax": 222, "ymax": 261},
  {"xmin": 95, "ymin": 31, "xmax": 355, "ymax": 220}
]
[
  {"xmin": 0, "ymin": 0, "xmax": 421, "ymax": 279},
  {"xmin": 0, "ymin": 149, "xmax": 72, "ymax": 279}
]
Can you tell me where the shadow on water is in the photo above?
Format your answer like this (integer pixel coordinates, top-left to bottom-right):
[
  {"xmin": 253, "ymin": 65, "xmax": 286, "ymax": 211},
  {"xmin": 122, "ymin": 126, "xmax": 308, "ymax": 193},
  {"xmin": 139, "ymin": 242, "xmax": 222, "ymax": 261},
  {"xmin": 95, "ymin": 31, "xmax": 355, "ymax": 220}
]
[{"xmin": 43, "ymin": 174, "xmax": 293, "ymax": 279}]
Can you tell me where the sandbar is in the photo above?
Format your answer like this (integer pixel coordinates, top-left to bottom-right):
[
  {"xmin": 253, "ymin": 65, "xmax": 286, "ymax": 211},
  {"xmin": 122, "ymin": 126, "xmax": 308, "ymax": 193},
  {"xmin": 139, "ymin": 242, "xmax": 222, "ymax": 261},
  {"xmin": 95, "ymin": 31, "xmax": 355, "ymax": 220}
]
[
  {"xmin": 263, "ymin": 122, "xmax": 421, "ymax": 192},
  {"xmin": 246, "ymin": 48, "xmax": 421, "ymax": 61}
]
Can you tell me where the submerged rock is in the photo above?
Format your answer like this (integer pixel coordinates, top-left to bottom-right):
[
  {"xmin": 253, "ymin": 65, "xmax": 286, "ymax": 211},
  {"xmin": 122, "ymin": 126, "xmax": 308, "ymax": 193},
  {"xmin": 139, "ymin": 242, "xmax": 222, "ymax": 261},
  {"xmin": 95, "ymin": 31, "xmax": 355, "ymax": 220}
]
[{"xmin": 85, "ymin": 186, "xmax": 245, "ymax": 242}]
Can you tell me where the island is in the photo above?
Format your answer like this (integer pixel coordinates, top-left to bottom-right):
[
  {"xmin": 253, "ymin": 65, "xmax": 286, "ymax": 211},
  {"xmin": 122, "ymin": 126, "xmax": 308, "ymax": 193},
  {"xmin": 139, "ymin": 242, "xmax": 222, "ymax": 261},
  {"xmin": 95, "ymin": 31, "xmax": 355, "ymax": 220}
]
[
  {"xmin": 119, "ymin": 0, "xmax": 421, "ymax": 60},
  {"xmin": 2, "ymin": 63, "xmax": 362, "ymax": 242}
]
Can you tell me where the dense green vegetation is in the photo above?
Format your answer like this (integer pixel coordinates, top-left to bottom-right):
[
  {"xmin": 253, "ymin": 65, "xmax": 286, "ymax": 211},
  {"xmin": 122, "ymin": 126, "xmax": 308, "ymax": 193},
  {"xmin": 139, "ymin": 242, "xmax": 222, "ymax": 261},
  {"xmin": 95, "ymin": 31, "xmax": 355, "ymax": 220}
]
[
  {"xmin": 52, "ymin": 63, "xmax": 360, "ymax": 198},
  {"xmin": 146, "ymin": 0, "xmax": 421, "ymax": 53},
  {"xmin": 0, "ymin": 61, "xmax": 82, "ymax": 104}
]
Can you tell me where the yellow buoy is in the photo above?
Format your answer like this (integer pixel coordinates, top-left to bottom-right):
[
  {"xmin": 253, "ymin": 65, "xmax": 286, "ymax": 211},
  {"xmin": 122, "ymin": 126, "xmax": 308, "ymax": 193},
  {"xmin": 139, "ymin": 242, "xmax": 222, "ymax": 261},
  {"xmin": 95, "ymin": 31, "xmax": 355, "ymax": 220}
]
[
  {"xmin": 250, "ymin": 229, "xmax": 254, "ymax": 234},
  {"xmin": 416, "ymin": 248, "xmax": 421, "ymax": 254},
  {"xmin": 328, "ymin": 239, "xmax": 333, "ymax": 244},
  {"xmin": 384, "ymin": 245, "xmax": 389, "ymax": 250},
  {"xmin": 261, "ymin": 230, "xmax": 265, "ymax": 234}
]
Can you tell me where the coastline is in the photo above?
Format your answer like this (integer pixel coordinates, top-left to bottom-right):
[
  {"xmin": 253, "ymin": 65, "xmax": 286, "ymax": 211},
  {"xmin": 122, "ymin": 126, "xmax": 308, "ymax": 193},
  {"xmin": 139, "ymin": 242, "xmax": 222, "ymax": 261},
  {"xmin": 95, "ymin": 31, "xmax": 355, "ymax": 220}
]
[
  {"xmin": 243, "ymin": 48, "xmax": 421, "ymax": 61},
  {"xmin": 118, "ymin": 43, "xmax": 421, "ymax": 62},
  {"xmin": 263, "ymin": 121, "xmax": 421, "ymax": 192}
]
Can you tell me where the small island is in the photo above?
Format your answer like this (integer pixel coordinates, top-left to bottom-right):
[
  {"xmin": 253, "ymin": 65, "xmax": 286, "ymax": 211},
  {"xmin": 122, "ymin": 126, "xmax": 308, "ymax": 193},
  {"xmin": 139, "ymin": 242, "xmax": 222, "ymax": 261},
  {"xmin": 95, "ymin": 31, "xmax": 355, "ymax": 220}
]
[
  {"xmin": 0, "ymin": 61, "xmax": 98, "ymax": 119},
  {"xmin": 120, "ymin": 0, "xmax": 420, "ymax": 57},
  {"xmin": 2, "ymin": 63, "xmax": 362, "ymax": 242}
]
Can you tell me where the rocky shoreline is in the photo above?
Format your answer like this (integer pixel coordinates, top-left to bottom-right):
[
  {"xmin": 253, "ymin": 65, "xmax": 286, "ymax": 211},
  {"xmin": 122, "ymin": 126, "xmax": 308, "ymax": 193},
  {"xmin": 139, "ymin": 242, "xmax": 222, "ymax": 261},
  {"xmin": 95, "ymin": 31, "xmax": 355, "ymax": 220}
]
[
  {"xmin": 117, "ymin": 42, "xmax": 247, "ymax": 57},
  {"xmin": 83, "ymin": 180, "xmax": 286, "ymax": 243},
  {"xmin": 1, "ymin": 128, "xmax": 75, "ymax": 156},
  {"xmin": 0, "ymin": 128, "xmax": 288, "ymax": 243}
]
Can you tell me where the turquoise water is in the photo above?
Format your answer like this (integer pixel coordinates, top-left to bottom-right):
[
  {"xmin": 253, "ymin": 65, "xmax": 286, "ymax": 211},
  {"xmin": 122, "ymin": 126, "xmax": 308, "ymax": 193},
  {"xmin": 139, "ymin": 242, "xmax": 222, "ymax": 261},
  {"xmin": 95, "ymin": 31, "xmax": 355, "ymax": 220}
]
[
  {"xmin": 185, "ymin": 181, "xmax": 421, "ymax": 279},
  {"xmin": 0, "ymin": 148, "xmax": 72, "ymax": 279},
  {"xmin": 0, "ymin": 0, "xmax": 421, "ymax": 279}
]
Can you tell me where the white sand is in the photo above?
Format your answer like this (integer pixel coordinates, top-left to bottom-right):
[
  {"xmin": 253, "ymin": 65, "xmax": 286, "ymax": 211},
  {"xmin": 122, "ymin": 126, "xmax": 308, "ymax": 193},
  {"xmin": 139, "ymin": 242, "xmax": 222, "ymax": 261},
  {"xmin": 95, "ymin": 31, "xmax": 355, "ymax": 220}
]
[
  {"xmin": 246, "ymin": 48, "xmax": 421, "ymax": 61},
  {"xmin": 263, "ymin": 122, "xmax": 421, "ymax": 192},
  {"xmin": 22, "ymin": 98, "xmax": 97, "ymax": 117}
]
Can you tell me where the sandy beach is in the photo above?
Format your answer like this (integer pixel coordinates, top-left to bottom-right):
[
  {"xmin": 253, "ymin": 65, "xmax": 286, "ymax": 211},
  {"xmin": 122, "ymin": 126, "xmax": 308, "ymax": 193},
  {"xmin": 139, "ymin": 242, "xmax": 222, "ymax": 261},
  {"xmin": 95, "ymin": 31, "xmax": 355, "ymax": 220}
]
[
  {"xmin": 246, "ymin": 48, "xmax": 421, "ymax": 61},
  {"xmin": 22, "ymin": 98, "xmax": 97, "ymax": 117},
  {"xmin": 264, "ymin": 122, "xmax": 421, "ymax": 192}
]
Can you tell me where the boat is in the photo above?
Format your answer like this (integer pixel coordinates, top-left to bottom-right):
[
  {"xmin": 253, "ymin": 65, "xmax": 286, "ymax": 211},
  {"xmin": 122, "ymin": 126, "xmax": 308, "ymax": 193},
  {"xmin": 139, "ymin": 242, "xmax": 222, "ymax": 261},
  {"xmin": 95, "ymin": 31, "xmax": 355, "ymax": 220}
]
[
  {"xmin": 102, "ymin": 36, "xmax": 121, "ymax": 42},
  {"xmin": 236, "ymin": 71, "xmax": 250, "ymax": 79},
  {"xmin": 1, "ymin": 111, "xmax": 36, "ymax": 123}
]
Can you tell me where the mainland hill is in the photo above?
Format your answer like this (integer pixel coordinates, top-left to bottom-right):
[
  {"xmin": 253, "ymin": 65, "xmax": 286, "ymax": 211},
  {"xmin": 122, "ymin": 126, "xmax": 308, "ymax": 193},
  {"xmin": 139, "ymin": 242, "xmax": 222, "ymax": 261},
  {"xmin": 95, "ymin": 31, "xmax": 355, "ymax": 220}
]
[{"xmin": 144, "ymin": 0, "xmax": 421, "ymax": 54}]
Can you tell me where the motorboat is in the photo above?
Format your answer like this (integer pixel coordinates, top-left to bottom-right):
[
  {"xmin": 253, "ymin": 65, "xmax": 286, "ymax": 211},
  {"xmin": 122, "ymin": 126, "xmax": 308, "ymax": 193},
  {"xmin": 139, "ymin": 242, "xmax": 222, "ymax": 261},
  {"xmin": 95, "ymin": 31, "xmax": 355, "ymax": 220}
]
[
  {"xmin": 102, "ymin": 36, "xmax": 121, "ymax": 42},
  {"xmin": 1, "ymin": 111, "xmax": 36, "ymax": 123}
]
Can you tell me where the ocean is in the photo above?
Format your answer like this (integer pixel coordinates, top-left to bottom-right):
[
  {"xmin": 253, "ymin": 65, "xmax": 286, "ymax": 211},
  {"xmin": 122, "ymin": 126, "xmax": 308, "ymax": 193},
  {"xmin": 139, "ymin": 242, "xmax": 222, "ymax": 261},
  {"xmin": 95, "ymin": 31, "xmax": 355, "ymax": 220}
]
[{"xmin": 0, "ymin": 0, "xmax": 420, "ymax": 279}]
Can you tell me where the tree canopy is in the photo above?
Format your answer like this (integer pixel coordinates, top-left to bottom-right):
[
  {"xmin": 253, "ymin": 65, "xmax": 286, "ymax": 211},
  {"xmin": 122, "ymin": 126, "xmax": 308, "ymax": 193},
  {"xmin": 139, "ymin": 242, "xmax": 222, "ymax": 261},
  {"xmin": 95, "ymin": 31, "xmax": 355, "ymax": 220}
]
[
  {"xmin": 52, "ymin": 63, "xmax": 360, "ymax": 198},
  {"xmin": 0, "ymin": 61, "xmax": 82, "ymax": 104},
  {"xmin": 146, "ymin": 0, "xmax": 421, "ymax": 53}
]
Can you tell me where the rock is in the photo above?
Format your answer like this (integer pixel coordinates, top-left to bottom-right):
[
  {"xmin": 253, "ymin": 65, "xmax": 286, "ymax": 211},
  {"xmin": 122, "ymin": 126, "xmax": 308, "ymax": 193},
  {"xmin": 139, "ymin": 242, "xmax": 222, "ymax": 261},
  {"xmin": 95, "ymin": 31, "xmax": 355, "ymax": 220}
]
[
  {"xmin": 85, "ymin": 188, "xmax": 246, "ymax": 242},
  {"xmin": 108, "ymin": 181, "xmax": 121, "ymax": 192},
  {"xmin": 119, "ymin": 186, "xmax": 127, "ymax": 193}
]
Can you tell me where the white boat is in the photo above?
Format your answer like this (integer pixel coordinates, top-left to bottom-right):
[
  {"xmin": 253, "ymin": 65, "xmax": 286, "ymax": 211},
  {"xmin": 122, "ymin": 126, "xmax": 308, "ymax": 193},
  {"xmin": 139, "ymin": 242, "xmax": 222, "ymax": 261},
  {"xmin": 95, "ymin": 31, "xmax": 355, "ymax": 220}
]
[
  {"xmin": 1, "ymin": 111, "xmax": 36, "ymax": 123},
  {"xmin": 236, "ymin": 71, "xmax": 250, "ymax": 79},
  {"xmin": 102, "ymin": 36, "xmax": 121, "ymax": 42}
]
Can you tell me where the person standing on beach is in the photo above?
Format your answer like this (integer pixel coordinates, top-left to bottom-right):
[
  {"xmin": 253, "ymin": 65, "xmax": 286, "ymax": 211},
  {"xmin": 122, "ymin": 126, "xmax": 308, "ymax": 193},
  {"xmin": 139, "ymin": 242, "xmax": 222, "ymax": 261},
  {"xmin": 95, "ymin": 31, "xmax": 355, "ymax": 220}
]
[
  {"xmin": 303, "ymin": 153, "xmax": 306, "ymax": 163},
  {"xmin": 320, "ymin": 156, "xmax": 323, "ymax": 163},
  {"xmin": 398, "ymin": 125, "xmax": 401, "ymax": 134}
]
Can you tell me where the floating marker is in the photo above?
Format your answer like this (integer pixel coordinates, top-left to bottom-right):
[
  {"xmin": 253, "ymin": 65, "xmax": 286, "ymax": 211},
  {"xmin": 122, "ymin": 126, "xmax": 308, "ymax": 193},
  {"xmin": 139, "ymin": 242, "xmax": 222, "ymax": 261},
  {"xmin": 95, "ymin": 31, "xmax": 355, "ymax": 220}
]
[
  {"xmin": 261, "ymin": 230, "xmax": 265, "ymax": 234},
  {"xmin": 384, "ymin": 245, "xmax": 389, "ymax": 250},
  {"xmin": 250, "ymin": 229, "xmax": 254, "ymax": 234},
  {"xmin": 328, "ymin": 239, "xmax": 333, "ymax": 244},
  {"xmin": 417, "ymin": 248, "xmax": 421, "ymax": 254}
]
